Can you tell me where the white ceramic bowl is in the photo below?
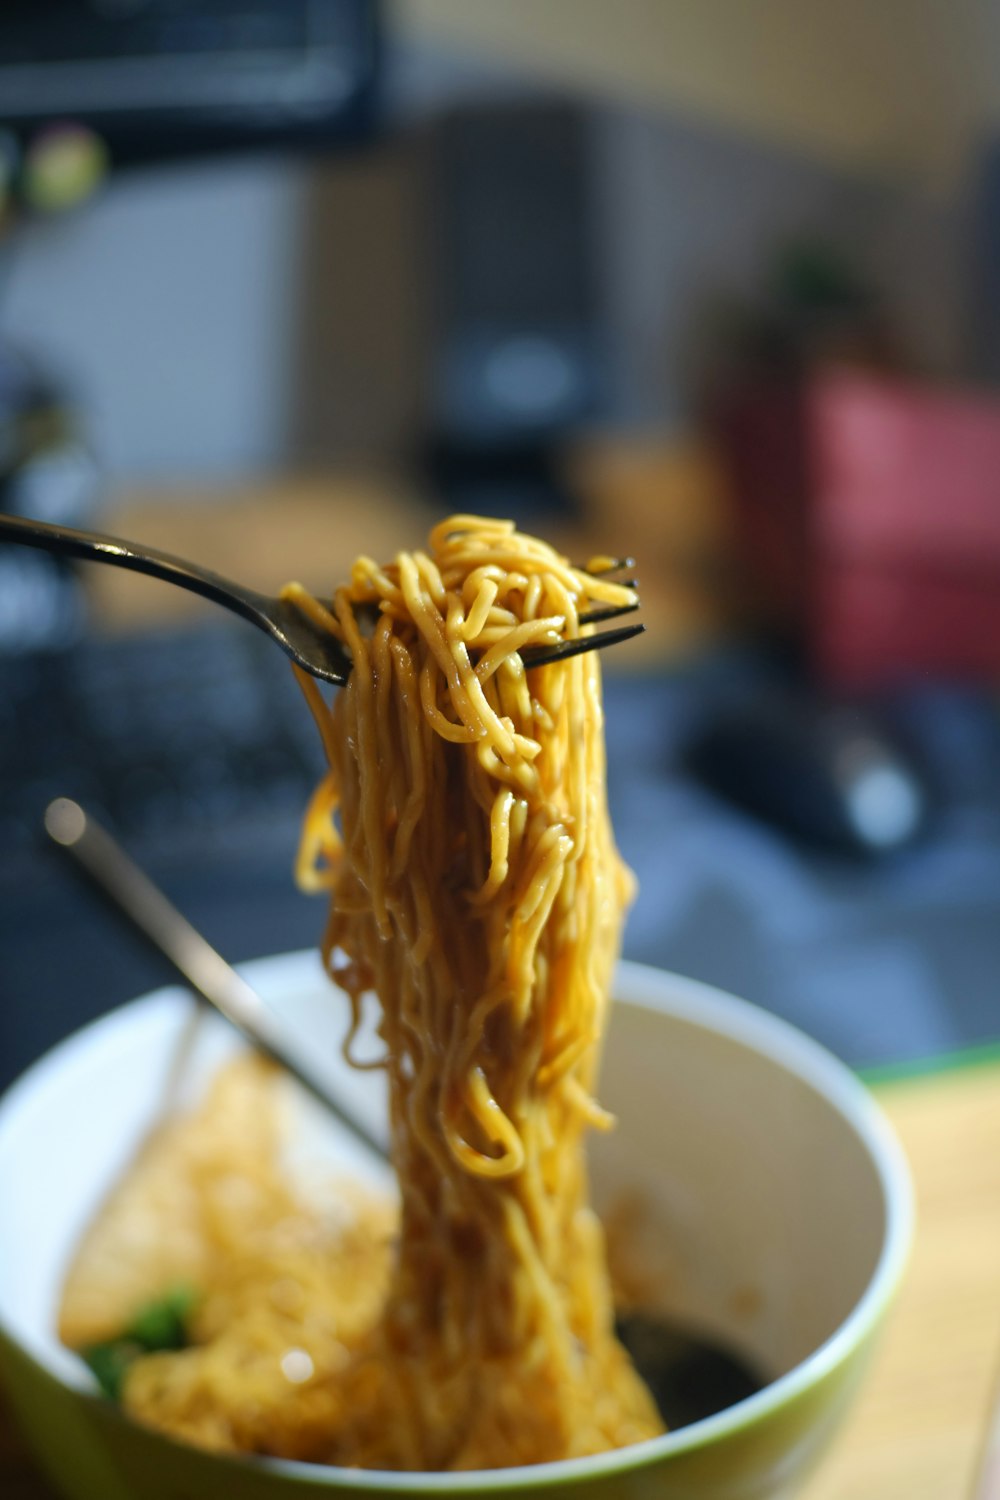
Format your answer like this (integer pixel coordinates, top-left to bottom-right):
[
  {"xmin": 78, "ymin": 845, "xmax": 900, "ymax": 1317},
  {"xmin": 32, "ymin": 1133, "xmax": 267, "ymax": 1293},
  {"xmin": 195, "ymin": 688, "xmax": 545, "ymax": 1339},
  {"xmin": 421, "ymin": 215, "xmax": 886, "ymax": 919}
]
[{"xmin": 0, "ymin": 954, "xmax": 912, "ymax": 1500}]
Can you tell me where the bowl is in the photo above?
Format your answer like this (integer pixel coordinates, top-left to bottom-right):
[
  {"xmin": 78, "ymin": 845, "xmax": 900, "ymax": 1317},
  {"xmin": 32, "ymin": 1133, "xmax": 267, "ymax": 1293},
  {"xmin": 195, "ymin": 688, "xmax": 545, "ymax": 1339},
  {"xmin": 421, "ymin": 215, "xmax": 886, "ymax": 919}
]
[{"xmin": 0, "ymin": 954, "xmax": 912, "ymax": 1500}]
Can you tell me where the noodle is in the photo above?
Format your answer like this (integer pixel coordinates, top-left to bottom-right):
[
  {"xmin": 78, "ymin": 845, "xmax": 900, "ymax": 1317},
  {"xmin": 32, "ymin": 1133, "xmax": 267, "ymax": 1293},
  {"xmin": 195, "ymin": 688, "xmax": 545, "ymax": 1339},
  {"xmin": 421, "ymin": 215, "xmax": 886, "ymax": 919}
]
[{"xmin": 66, "ymin": 515, "xmax": 663, "ymax": 1470}]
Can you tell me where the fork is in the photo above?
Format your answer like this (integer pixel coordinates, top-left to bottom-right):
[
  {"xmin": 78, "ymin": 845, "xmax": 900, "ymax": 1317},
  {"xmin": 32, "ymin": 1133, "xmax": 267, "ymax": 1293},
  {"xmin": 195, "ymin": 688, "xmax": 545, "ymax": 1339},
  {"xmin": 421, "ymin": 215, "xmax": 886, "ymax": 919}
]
[{"xmin": 0, "ymin": 512, "xmax": 643, "ymax": 683}]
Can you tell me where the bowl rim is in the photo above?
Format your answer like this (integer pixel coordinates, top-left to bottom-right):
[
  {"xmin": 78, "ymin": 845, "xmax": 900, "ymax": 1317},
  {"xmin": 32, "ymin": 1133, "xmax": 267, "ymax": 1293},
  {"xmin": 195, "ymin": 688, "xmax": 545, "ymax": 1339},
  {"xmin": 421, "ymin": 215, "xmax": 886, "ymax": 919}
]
[{"xmin": 0, "ymin": 953, "xmax": 914, "ymax": 1492}]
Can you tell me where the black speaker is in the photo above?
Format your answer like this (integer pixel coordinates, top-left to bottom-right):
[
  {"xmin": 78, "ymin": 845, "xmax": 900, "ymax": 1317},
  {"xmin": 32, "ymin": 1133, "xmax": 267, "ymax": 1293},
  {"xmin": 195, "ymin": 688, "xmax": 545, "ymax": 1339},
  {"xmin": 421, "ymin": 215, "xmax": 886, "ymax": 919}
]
[{"xmin": 423, "ymin": 99, "xmax": 603, "ymax": 516}]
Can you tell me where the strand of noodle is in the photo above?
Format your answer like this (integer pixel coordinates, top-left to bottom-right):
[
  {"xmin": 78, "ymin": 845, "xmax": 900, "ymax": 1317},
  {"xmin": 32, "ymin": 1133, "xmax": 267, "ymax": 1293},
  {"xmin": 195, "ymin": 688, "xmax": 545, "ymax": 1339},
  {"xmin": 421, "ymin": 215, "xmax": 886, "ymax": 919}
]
[
  {"xmin": 495, "ymin": 660, "xmax": 534, "ymax": 734},
  {"xmin": 507, "ymin": 838, "xmax": 572, "ymax": 1023},
  {"xmin": 281, "ymin": 581, "xmax": 344, "ymax": 641},
  {"xmin": 512, "ymin": 825, "xmax": 571, "ymax": 924},
  {"xmin": 291, "ymin": 663, "xmax": 341, "ymax": 766},
  {"xmin": 474, "ymin": 618, "xmax": 565, "ymax": 683},
  {"xmin": 417, "ymin": 662, "xmax": 479, "ymax": 743},
  {"xmin": 429, "ymin": 513, "xmax": 515, "ymax": 544},
  {"xmin": 351, "ymin": 556, "xmax": 402, "ymax": 605},
  {"xmin": 523, "ymin": 572, "xmax": 543, "ymax": 620},
  {"xmin": 536, "ymin": 1031, "xmax": 595, "ymax": 1089},
  {"xmin": 482, "ymin": 606, "xmax": 519, "ymax": 627},
  {"xmin": 340, "ymin": 981, "xmax": 389, "ymax": 1072},
  {"xmin": 399, "ymin": 555, "xmax": 513, "ymax": 753},
  {"xmin": 497, "ymin": 1195, "xmax": 574, "ymax": 1354},
  {"xmin": 561, "ymin": 1075, "xmax": 616, "ymax": 1131},
  {"xmin": 412, "ymin": 550, "xmax": 448, "ymax": 609},
  {"xmin": 294, "ymin": 774, "xmax": 340, "ymax": 892},
  {"xmin": 387, "ymin": 642, "xmax": 429, "ymax": 883},
  {"xmin": 446, "ymin": 1066, "xmax": 525, "ymax": 1178},
  {"xmin": 469, "ymin": 788, "xmax": 514, "ymax": 903},
  {"xmin": 338, "ymin": 602, "xmax": 391, "ymax": 940},
  {"xmin": 460, "ymin": 579, "xmax": 499, "ymax": 640}
]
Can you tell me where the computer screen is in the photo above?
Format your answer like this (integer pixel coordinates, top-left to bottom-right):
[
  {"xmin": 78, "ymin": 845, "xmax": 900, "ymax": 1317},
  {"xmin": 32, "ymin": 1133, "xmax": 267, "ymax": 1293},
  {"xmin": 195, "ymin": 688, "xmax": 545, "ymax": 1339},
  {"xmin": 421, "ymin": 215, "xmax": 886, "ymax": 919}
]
[{"xmin": 0, "ymin": 0, "xmax": 380, "ymax": 161}]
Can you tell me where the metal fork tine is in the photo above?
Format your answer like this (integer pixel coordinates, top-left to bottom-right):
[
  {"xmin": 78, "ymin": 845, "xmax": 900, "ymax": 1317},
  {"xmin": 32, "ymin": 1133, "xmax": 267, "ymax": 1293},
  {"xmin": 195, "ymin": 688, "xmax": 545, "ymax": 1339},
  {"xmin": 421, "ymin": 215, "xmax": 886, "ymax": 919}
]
[
  {"xmin": 577, "ymin": 598, "xmax": 641, "ymax": 626},
  {"xmin": 523, "ymin": 622, "xmax": 645, "ymax": 669}
]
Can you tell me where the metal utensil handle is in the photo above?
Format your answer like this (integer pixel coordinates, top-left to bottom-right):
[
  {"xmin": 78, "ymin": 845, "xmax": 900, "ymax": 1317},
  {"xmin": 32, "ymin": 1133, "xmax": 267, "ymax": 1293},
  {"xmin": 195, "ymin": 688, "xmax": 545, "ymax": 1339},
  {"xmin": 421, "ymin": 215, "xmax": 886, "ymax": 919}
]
[
  {"xmin": 0, "ymin": 511, "xmax": 269, "ymax": 630},
  {"xmin": 44, "ymin": 799, "xmax": 387, "ymax": 1164}
]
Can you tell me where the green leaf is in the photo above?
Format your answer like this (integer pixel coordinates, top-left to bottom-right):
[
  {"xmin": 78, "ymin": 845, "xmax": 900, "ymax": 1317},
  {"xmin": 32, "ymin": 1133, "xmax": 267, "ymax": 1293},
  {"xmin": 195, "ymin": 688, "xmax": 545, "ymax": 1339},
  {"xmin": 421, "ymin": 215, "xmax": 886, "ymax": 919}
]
[
  {"xmin": 81, "ymin": 1339, "xmax": 141, "ymax": 1402},
  {"xmin": 128, "ymin": 1284, "xmax": 197, "ymax": 1352},
  {"xmin": 80, "ymin": 1283, "xmax": 199, "ymax": 1402}
]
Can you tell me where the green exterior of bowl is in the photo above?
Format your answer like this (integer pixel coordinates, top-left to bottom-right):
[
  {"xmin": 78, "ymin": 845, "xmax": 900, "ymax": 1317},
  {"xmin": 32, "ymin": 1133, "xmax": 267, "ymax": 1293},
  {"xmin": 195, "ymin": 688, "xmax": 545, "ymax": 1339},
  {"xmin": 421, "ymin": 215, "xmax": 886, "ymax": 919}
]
[{"xmin": 0, "ymin": 1314, "xmax": 882, "ymax": 1500}]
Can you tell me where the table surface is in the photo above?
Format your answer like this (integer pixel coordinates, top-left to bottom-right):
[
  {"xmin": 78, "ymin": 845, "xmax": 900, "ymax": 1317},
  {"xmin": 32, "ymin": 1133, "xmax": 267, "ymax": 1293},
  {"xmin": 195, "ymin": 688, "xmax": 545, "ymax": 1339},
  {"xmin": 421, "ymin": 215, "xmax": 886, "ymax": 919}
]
[
  {"xmin": 69, "ymin": 444, "xmax": 741, "ymax": 666},
  {"xmin": 806, "ymin": 1057, "xmax": 1000, "ymax": 1499},
  {"xmin": 5, "ymin": 1054, "xmax": 1000, "ymax": 1499}
]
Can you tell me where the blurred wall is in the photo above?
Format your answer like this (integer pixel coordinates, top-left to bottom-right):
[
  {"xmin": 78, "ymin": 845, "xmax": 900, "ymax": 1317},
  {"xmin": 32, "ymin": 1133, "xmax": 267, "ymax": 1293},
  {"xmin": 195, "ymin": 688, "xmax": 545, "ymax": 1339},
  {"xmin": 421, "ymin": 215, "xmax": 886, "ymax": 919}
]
[
  {"xmin": 3, "ymin": 158, "xmax": 308, "ymax": 479},
  {"xmin": 596, "ymin": 107, "xmax": 965, "ymax": 429},
  {"xmin": 0, "ymin": 38, "xmax": 973, "ymax": 483},
  {"xmin": 396, "ymin": 0, "xmax": 985, "ymax": 188}
]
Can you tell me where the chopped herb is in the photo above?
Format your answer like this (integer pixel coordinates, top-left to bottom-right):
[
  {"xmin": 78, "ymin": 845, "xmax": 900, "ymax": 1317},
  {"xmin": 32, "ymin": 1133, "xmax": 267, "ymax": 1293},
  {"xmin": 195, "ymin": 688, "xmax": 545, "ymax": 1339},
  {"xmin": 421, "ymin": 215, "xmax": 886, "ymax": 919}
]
[{"xmin": 81, "ymin": 1284, "xmax": 199, "ymax": 1402}]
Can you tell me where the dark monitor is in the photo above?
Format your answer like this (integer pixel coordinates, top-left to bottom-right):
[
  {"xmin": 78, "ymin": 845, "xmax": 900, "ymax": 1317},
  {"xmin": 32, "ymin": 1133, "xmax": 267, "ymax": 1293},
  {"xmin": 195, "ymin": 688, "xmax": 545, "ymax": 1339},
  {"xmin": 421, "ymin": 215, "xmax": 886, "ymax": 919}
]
[{"xmin": 0, "ymin": 0, "xmax": 381, "ymax": 163}]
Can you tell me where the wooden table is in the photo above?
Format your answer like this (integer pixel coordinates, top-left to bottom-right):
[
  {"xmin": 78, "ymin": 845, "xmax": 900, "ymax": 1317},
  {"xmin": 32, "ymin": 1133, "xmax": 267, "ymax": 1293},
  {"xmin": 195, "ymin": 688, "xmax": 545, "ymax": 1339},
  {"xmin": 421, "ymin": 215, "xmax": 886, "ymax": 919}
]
[
  {"xmin": 70, "ymin": 443, "xmax": 743, "ymax": 667},
  {"xmin": 802, "ymin": 1057, "xmax": 1000, "ymax": 1500},
  {"xmin": 5, "ymin": 1055, "xmax": 1000, "ymax": 1498}
]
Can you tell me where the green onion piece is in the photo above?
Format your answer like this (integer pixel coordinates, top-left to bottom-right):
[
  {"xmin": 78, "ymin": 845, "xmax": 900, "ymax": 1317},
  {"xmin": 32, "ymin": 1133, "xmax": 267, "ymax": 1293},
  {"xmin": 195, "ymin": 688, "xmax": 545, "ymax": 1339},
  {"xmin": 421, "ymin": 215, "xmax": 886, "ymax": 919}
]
[{"xmin": 80, "ymin": 1283, "xmax": 199, "ymax": 1402}]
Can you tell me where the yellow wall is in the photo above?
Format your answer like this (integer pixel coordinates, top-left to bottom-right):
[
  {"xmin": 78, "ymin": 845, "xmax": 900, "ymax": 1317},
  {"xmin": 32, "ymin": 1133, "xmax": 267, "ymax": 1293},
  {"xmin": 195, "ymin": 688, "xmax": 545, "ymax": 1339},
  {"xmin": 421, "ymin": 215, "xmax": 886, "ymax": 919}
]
[{"xmin": 394, "ymin": 0, "xmax": 986, "ymax": 189}]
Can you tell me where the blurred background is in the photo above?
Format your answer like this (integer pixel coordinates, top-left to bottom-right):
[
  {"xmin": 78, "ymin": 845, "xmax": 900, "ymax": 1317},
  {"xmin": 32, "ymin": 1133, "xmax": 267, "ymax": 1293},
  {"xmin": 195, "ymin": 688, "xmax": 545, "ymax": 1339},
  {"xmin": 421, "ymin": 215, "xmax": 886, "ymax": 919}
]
[{"xmin": 3, "ymin": 0, "xmax": 1000, "ymax": 1086}]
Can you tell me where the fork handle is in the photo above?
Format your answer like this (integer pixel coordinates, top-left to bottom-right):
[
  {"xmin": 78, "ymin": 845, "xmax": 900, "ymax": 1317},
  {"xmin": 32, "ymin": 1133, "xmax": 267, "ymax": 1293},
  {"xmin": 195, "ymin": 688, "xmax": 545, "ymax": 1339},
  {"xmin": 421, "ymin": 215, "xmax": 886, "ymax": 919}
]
[{"xmin": 0, "ymin": 510, "xmax": 267, "ymax": 626}]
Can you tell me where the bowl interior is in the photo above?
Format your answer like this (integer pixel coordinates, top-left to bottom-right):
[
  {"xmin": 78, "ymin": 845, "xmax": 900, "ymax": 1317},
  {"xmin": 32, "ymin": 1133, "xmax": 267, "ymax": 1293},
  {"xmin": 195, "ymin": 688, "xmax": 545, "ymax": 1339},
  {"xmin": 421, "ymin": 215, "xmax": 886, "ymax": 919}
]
[
  {"xmin": 590, "ymin": 974, "xmax": 888, "ymax": 1380},
  {"xmin": 0, "ymin": 953, "xmax": 902, "ymax": 1440}
]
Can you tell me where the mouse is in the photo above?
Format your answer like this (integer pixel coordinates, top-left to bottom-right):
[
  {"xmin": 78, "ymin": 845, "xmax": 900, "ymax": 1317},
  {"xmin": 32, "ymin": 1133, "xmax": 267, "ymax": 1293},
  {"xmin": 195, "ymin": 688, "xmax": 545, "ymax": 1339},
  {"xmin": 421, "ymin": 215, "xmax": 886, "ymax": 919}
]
[{"xmin": 682, "ymin": 694, "xmax": 930, "ymax": 857}]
